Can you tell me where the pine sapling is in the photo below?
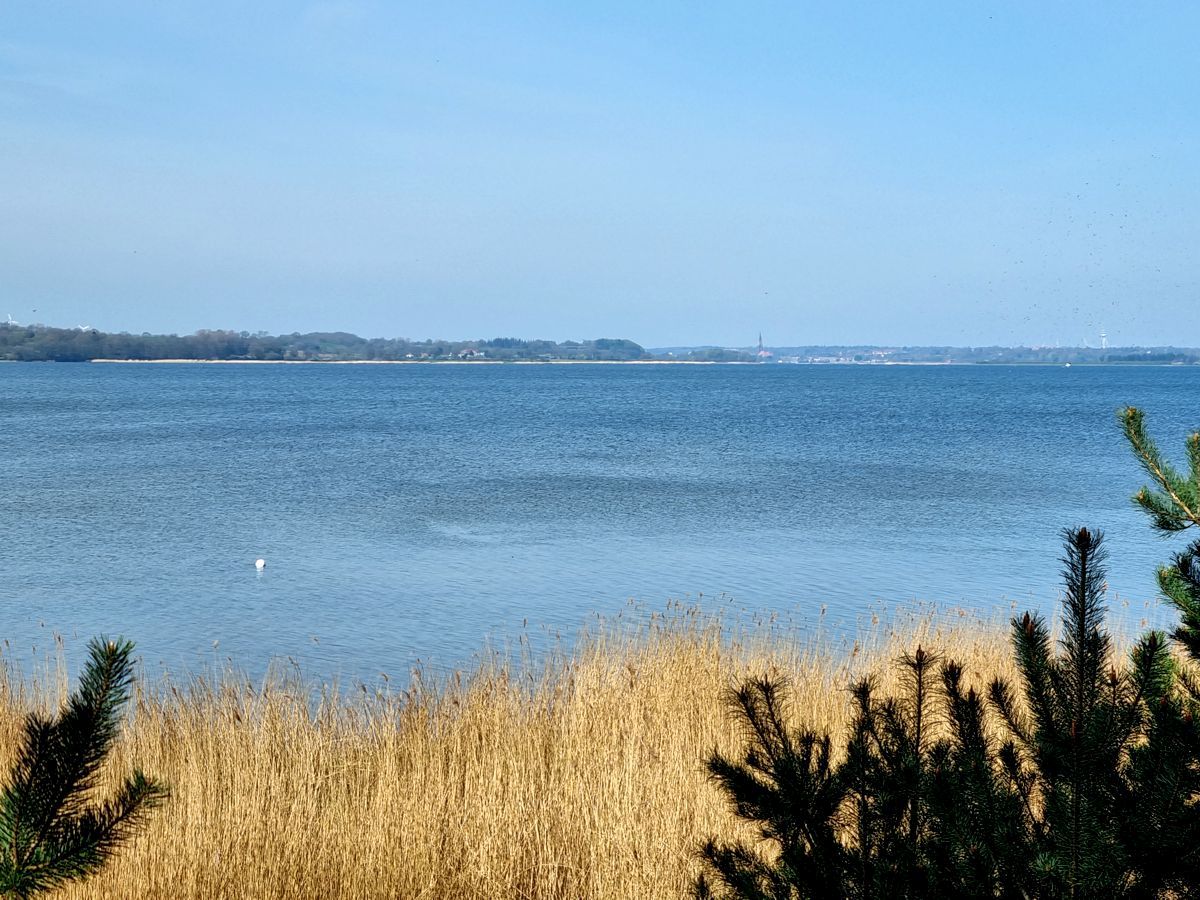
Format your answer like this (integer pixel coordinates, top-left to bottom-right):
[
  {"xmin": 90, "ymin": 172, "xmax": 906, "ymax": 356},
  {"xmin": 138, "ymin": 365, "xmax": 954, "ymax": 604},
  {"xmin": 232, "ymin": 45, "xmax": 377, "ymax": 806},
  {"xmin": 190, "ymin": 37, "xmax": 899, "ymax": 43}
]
[
  {"xmin": 987, "ymin": 527, "xmax": 1200, "ymax": 897},
  {"xmin": 696, "ymin": 527, "xmax": 1200, "ymax": 898}
]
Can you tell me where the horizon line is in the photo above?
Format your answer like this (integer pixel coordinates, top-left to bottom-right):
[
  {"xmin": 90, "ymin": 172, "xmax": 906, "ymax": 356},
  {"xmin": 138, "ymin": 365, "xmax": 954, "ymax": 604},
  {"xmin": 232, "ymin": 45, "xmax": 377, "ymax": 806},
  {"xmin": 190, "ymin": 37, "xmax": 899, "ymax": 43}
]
[{"xmin": 1, "ymin": 322, "xmax": 1192, "ymax": 353}]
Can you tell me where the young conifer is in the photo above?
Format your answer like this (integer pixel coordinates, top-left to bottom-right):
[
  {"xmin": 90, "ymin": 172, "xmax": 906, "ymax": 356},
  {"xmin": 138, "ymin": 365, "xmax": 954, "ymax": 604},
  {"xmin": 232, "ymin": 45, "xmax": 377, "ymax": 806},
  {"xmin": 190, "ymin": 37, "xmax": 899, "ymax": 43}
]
[
  {"xmin": 0, "ymin": 637, "xmax": 166, "ymax": 899},
  {"xmin": 695, "ymin": 527, "xmax": 1200, "ymax": 899},
  {"xmin": 987, "ymin": 528, "xmax": 1200, "ymax": 897},
  {"xmin": 695, "ymin": 646, "xmax": 1023, "ymax": 898}
]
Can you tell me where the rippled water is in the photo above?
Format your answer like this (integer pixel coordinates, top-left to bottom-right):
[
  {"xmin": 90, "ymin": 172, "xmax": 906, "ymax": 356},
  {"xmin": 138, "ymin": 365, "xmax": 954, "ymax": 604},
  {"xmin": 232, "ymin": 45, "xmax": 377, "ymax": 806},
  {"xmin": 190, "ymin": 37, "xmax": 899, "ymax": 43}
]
[{"xmin": 3, "ymin": 362, "xmax": 1197, "ymax": 682}]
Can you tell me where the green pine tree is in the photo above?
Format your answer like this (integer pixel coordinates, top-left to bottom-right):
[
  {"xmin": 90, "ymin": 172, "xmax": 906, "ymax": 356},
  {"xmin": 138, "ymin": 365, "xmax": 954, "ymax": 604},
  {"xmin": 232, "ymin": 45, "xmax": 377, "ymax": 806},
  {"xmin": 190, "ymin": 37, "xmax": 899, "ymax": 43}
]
[
  {"xmin": 0, "ymin": 637, "xmax": 167, "ymax": 899},
  {"xmin": 1121, "ymin": 406, "xmax": 1200, "ymax": 662},
  {"xmin": 987, "ymin": 527, "xmax": 1200, "ymax": 898},
  {"xmin": 695, "ymin": 528, "xmax": 1200, "ymax": 899}
]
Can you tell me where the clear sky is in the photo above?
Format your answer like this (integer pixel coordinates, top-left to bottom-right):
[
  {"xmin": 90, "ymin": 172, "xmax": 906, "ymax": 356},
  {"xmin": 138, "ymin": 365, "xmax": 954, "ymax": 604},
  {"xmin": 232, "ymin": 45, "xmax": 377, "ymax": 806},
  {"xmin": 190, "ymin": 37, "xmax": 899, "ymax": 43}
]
[{"xmin": 2, "ymin": 2, "xmax": 1197, "ymax": 347}]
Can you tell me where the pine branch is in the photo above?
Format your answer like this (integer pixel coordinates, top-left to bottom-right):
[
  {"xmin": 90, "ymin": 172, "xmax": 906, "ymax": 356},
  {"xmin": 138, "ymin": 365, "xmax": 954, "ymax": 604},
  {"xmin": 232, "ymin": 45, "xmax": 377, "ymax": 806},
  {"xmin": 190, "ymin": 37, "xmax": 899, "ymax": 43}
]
[
  {"xmin": 0, "ymin": 637, "xmax": 166, "ymax": 898},
  {"xmin": 989, "ymin": 679, "xmax": 1032, "ymax": 749},
  {"xmin": 1156, "ymin": 541, "xmax": 1200, "ymax": 663},
  {"xmin": 1006, "ymin": 611, "xmax": 1063, "ymax": 782},
  {"xmin": 700, "ymin": 677, "xmax": 845, "ymax": 899},
  {"xmin": 1060, "ymin": 527, "xmax": 1111, "ymax": 726},
  {"xmin": 21, "ymin": 639, "xmax": 133, "ymax": 863},
  {"xmin": 1121, "ymin": 407, "xmax": 1200, "ymax": 532}
]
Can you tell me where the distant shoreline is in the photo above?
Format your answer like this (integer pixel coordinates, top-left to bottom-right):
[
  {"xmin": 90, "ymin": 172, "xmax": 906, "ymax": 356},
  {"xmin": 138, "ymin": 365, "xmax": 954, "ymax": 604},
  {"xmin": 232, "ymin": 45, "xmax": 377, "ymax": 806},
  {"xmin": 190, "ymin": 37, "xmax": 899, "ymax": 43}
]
[
  {"xmin": 7, "ymin": 325, "xmax": 1198, "ymax": 365},
  {"xmin": 87, "ymin": 357, "xmax": 727, "ymax": 365},
  {"xmin": 78, "ymin": 358, "xmax": 1200, "ymax": 367}
]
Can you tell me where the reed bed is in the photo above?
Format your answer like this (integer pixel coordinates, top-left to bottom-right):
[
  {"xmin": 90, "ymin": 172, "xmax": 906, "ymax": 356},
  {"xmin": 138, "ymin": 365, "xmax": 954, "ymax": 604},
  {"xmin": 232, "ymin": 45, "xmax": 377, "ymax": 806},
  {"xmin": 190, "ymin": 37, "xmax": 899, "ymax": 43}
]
[{"xmin": 1, "ymin": 605, "xmax": 1024, "ymax": 899}]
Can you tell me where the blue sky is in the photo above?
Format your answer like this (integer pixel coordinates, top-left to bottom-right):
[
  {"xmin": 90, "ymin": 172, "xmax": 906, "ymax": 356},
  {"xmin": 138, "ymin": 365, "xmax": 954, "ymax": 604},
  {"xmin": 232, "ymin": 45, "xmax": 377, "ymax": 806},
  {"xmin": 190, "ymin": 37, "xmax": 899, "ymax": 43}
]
[{"xmin": 1, "ymin": 2, "xmax": 1197, "ymax": 346}]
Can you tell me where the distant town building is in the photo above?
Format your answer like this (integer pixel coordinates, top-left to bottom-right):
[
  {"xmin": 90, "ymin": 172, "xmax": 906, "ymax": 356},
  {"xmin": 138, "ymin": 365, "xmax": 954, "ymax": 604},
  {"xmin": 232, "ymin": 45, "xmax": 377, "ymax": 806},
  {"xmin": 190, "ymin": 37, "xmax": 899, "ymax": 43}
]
[{"xmin": 756, "ymin": 333, "xmax": 773, "ymax": 361}]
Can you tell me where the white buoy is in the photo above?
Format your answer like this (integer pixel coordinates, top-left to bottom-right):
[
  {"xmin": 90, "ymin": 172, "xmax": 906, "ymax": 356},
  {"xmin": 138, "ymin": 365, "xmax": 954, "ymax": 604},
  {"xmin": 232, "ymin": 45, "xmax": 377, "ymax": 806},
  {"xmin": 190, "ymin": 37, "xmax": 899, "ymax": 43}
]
[{"xmin": 255, "ymin": 558, "xmax": 266, "ymax": 570}]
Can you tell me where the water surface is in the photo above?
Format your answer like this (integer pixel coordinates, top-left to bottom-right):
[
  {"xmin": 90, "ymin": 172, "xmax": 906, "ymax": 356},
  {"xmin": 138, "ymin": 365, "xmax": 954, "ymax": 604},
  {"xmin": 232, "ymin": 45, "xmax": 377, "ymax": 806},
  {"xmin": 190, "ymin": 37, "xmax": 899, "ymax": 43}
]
[{"xmin": 3, "ymin": 363, "xmax": 1195, "ymax": 682}]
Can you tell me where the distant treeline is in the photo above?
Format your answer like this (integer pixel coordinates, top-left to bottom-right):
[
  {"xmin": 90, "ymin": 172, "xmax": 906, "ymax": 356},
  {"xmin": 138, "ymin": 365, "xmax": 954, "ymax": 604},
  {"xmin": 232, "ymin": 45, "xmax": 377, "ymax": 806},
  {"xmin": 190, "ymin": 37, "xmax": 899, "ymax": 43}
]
[
  {"xmin": 0, "ymin": 324, "xmax": 648, "ymax": 362},
  {"xmin": 4, "ymin": 324, "xmax": 1196, "ymax": 365}
]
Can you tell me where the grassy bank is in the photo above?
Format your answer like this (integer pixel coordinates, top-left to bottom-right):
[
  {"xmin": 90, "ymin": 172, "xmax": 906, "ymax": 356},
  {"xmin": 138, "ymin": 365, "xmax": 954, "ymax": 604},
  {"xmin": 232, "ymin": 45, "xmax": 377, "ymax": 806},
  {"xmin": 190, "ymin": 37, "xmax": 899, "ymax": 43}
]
[{"xmin": 1, "ymin": 607, "xmax": 1021, "ymax": 899}]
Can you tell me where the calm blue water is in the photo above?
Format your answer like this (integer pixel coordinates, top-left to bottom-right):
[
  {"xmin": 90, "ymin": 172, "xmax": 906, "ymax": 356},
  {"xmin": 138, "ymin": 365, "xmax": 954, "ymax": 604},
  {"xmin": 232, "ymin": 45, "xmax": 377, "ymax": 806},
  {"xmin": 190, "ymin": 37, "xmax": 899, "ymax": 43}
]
[{"xmin": 3, "ymin": 362, "xmax": 1197, "ymax": 683}]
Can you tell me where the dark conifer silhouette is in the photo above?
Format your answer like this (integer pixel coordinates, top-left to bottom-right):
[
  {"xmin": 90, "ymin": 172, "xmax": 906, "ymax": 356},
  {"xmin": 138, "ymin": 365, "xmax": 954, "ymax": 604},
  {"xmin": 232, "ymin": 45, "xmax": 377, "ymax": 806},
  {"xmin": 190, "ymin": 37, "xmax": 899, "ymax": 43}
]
[
  {"xmin": 0, "ymin": 637, "xmax": 166, "ymax": 898},
  {"xmin": 989, "ymin": 528, "xmax": 1200, "ymax": 897},
  {"xmin": 696, "ymin": 528, "xmax": 1200, "ymax": 899}
]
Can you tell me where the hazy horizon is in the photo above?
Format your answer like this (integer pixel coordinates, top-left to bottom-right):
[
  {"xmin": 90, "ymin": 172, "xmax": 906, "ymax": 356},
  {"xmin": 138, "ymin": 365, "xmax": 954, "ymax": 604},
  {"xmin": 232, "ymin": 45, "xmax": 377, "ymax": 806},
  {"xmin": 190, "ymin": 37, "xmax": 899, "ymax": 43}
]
[{"xmin": 3, "ymin": 3, "xmax": 1197, "ymax": 347}]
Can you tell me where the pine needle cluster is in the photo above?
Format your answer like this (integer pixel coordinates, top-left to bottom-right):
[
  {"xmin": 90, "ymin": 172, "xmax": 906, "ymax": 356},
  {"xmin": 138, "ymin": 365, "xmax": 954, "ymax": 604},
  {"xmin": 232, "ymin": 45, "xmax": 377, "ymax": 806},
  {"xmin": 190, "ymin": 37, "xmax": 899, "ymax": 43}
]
[
  {"xmin": 1122, "ymin": 406, "xmax": 1200, "ymax": 659},
  {"xmin": 0, "ymin": 637, "xmax": 166, "ymax": 899},
  {"xmin": 696, "ymin": 528, "xmax": 1200, "ymax": 899}
]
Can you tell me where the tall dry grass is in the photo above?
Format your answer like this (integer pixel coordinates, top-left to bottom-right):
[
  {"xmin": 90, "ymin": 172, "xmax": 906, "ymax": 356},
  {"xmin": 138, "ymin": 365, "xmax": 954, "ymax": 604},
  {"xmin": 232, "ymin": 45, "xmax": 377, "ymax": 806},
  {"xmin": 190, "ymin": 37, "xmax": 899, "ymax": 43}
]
[{"xmin": 0, "ymin": 605, "xmax": 1026, "ymax": 899}]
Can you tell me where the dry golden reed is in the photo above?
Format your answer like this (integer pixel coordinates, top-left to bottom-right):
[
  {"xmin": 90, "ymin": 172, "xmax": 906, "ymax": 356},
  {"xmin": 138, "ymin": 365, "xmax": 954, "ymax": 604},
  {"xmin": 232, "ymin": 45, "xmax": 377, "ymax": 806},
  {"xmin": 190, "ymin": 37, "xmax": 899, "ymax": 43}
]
[{"xmin": 2, "ymin": 605, "xmax": 1025, "ymax": 900}]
